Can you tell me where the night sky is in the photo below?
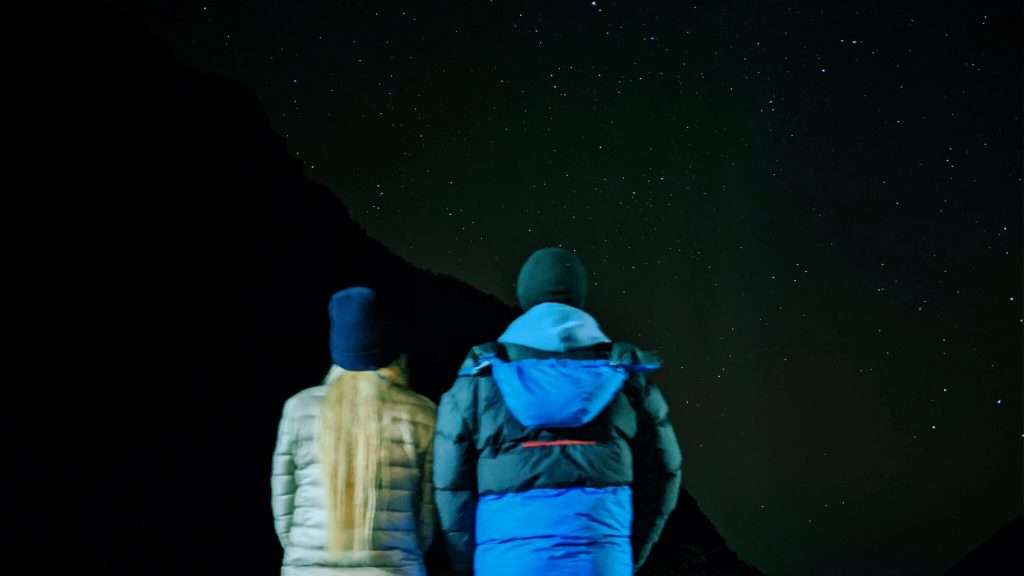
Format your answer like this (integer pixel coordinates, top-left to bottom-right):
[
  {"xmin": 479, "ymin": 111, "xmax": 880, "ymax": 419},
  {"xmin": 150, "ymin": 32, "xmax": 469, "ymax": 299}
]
[{"xmin": 134, "ymin": 2, "xmax": 1021, "ymax": 574}]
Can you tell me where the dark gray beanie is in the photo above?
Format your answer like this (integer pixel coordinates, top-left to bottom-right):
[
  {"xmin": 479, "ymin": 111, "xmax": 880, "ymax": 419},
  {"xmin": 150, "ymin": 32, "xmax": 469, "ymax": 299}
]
[{"xmin": 515, "ymin": 247, "xmax": 589, "ymax": 310}]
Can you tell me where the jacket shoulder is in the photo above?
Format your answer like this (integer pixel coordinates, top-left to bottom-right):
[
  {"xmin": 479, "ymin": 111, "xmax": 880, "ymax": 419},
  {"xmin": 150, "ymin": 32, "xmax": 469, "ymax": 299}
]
[
  {"xmin": 455, "ymin": 342, "xmax": 502, "ymax": 376},
  {"xmin": 389, "ymin": 387, "xmax": 438, "ymax": 426},
  {"xmin": 283, "ymin": 385, "xmax": 327, "ymax": 415},
  {"xmin": 609, "ymin": 341, "xmax": 660, "ymax": 366},
  {"xmin": 439, "ymin": 343, "xmax": 502, "ymax": 426},
  {"xmin": 609, "ymin": 342, "xmax": 662, "ymax": 400}
]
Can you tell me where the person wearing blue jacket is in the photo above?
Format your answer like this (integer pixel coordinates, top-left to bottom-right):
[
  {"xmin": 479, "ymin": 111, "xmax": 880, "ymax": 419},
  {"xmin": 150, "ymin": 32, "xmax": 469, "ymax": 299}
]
[{"xmin": 433, "ymin": 247, "xmax": 683, "ymax": 576}]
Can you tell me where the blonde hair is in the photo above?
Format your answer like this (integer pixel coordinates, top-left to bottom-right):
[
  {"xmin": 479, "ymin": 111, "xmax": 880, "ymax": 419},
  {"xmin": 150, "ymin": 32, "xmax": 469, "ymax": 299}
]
[{"xmin": 318, "ymin": 355, "xmax": 408, "ymax": 552}]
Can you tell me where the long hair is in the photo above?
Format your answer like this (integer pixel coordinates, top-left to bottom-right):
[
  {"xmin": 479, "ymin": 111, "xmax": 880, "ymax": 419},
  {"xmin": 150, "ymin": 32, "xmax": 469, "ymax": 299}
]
[{"xmin": 318, "ymin": 355, "xmax": 408, "ymax": 552}]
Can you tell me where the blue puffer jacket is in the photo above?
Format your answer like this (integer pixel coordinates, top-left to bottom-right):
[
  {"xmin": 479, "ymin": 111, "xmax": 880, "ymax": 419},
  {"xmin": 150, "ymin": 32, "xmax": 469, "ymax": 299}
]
[{"xmin": 434, "ymin": 303, "xmax": 683, "ymax": 576}]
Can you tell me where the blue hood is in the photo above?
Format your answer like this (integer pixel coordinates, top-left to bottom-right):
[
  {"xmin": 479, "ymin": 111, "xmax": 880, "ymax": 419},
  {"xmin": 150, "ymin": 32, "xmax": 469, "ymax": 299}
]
[
  {"xmin": 490, "ymin": 357, "xmax": 634, "ymax": 428},
  {"xmin": 481, "ymin": 303, "xmax": 658, "ymax": 428},
  {"xmin": 498, "ymin": 302, "xmax": 611, "ymax": 352}
]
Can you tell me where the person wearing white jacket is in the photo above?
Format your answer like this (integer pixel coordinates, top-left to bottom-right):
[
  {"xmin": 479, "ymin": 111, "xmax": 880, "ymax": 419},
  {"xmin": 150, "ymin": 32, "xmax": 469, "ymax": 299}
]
[{"xmin": 272, "ymin": 287, "xmax": 437, "ymax": 576}]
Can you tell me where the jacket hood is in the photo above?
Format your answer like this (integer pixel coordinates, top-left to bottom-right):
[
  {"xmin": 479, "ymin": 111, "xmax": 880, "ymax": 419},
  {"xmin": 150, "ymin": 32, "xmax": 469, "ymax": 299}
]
[
  {"xmin": 477, "ymin": 305, "xmax": 659, "ymax": 428},
  {"xmin": 497, "ymin": 302, "xmax": 611, "ymax": 352},
  {"xmin": 491, "ymin": 357, "xmax": 639, "ymax": 428}
]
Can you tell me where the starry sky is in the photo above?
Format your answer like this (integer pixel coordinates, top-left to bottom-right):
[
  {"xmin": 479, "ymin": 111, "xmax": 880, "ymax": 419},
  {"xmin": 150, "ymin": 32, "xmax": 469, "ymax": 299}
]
[{"xmin": 133, "ymin": 1, "xmax": 1021, "ymax": 574}]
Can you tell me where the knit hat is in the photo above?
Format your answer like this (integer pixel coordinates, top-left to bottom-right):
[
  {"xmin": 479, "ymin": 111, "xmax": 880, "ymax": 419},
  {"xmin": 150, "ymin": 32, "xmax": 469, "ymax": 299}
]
[
  {"xmin": 328, "ymin": 287, "xmax": 402, "ymax": 371},
  {"xmin": 515, "ymin": 247, "xmax": 589, "ymax": 311}
]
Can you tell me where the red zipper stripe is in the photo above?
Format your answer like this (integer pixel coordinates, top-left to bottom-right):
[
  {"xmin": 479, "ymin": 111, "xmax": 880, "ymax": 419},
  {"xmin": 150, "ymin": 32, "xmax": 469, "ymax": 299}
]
[{"xmin": 521, "ymin": 440, "xmax": 597, "ymax": 448}]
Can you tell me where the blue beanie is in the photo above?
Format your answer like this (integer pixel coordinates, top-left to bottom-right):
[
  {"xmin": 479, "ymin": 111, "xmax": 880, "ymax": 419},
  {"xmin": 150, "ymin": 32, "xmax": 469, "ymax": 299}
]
[
  {"xmin": 328, "ymin": 287, "xmax": 402, "ymax": 371},
  {"xmin": 515, "ymin": 247, "xmax": 589, "ymax": 311}
]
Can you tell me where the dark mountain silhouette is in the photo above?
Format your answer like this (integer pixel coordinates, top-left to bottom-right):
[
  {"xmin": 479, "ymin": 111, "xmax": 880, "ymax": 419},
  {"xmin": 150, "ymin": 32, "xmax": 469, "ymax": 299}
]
[
  {"xmin": 945, "ymin": 516, "xmax": 1022, "ymax": 575},
  {"xmin": 39, "ymin": 5, "xmax": 764, "ymax": 575}
]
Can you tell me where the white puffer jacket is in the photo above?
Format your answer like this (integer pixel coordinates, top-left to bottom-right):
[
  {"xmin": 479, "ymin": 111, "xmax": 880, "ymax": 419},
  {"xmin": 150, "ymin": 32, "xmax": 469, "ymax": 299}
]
[{"xmin": 272, "ymin": 373, "xmax": 437, "ymax": 576}]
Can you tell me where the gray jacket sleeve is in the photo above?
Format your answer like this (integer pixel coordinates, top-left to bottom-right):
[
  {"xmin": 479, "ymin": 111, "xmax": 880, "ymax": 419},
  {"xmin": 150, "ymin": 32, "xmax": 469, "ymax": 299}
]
[
  {"xmin": 433, "ymin": 359, "xmax": 480, "ymax": 576},
  {"xmin": 629, "ymin": 352, "xmax": 683, "ymax": 570},
  {"xmin": 271, "ymin": 397, "xmax": 298, "ymax": 548}
]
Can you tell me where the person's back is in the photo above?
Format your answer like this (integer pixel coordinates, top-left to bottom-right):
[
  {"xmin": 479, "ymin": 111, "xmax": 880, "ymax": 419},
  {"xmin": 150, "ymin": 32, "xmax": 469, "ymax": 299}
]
[
  {"xmin": 272, "ymin": 288, "xmax": 437, "ymax": 576},
  {"xmin": 274, "ymin": 372, "xmax": 436, "ymax": 575},
  {"xmin": 434, "ymin": 248, "xmax": 683, "ymax": 576}
]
